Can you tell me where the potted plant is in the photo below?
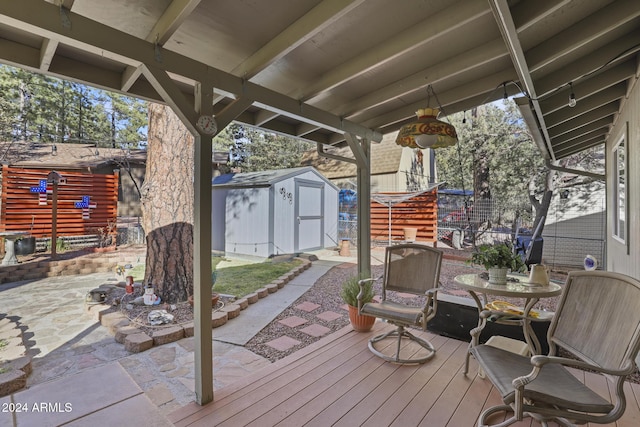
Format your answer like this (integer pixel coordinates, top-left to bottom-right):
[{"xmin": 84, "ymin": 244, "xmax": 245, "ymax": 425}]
[
  {"xmin": 468, "ymin": 241, "xmax": 525, "ymax": 285},
  {"xmin": 340, "ymin": 275, "xmax": 376, "ymax": 332}
]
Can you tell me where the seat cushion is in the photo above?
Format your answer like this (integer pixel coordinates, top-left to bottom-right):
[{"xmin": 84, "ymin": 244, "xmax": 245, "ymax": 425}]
[
  {"xmin": 471, "ymin": 344, "xmax": 614, "ymax": 413},
  {"xmin": 360, "ymin": 300, "xmax": 424, "ymax": 326}
]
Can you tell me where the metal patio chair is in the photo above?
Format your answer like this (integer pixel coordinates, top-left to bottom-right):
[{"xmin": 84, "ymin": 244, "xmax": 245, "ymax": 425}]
[
  {"xmin": 357, "ymin": 243, "xmax": 443, "ymax": 363},
  {"xmin": 470, "ymin": 270, "xmax": 640, "ymax": 427}
]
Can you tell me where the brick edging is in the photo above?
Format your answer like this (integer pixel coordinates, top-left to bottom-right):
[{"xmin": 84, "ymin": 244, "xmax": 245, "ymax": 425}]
[{"xmin": 87, "ymin": 257, "xmax": 313, "ymax": 353}]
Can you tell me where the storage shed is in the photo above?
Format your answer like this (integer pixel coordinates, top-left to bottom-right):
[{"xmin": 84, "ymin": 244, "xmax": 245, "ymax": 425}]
[{"xmin": 212, "ymin": 167, "xmax": 339, "ymax": 258}]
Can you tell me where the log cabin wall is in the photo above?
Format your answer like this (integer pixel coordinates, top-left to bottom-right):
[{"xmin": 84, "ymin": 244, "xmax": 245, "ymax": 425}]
[
  {"xmin": 0, "ymin": 165, "xmax": 118, "ymax": 238},
  {"xmin": 370, "ymin": 191, "xmax": 438, "ymax": 243}
]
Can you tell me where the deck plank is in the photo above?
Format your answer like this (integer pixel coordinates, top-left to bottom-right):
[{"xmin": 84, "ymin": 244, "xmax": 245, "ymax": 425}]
[
  {"xmin": 417, "ymin": 356, "xmax": 479, "ymax": 426},
  {"xmin": 170, "ymin": 326, "xmax": 640, "ymax": 427},
  {"xmin": 389, "ymin": 341, "xmax": 468, "ymax": 426},
  {"xmin": 249, "ymin": 331, "xmax": 409, "ymax": 426},
  {"xmin": 360, "ymin": 336, "xmax": 463, "ymax": 427}
]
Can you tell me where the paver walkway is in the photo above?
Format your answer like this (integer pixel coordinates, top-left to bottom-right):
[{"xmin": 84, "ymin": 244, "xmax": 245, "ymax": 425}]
[{"xmin": 0, "ymin": 249, "xmax": 357, "ymax": 422}]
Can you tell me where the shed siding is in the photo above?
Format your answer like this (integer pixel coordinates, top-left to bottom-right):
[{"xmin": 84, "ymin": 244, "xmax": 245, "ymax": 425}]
[
  {"xmin": 273, "ymin": 177, "xmax": 296, "ymax": 255},
  {"xmin": 224, "ymin": 187, "xmax": 271, "ymax": 258},
  {"xmin": 212, "ymin": 167, "xmax": 338, "ymax": 258}
]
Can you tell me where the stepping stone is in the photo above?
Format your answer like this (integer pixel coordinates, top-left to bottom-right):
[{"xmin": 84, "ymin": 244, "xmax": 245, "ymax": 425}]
[
  {"xmin": 265, "ymin": 336, "xmax": 301, "ymax": 352},
  {"xmin": 278, "ymin": 316, "xmax": 308, "ymax": 328},
  {"xmin": 295, "ymin": 301, "xmax": 320, "ymax": 312},
  {"xmin": 299, "ymin": 324, "xmax": 331, "ymax": 337},
  {"xmin": 316, "ymin": 311, "xmax": 343, "ymax": 322}
]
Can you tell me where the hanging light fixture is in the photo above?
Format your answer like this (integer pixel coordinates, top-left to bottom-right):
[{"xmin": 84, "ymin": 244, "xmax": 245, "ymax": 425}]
[{"xmin": 395, "ymin": 85, "xmax": 458, "ymax": 149}]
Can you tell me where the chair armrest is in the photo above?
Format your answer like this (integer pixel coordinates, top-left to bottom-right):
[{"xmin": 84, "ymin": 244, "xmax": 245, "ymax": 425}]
[
  {"xmin": 530, "ymin": 355, "xmax": 635, "ymax": 376},
  {"xmin": 357, "ymin": 277, "xmax": 381, "ymax": 311},
  {"xmin": 424, "ymin": 287, "xmax": 438, "ymax": 297}
]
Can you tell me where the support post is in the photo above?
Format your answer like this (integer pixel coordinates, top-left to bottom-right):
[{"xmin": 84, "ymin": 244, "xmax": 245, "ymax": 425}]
[
  {"xmin": 193, "ymin": 82, "xmax": 213, "ymax": 405},
  {"xmin": 345, "ymin": 133, "xmax": 371, "ymax": 278}
]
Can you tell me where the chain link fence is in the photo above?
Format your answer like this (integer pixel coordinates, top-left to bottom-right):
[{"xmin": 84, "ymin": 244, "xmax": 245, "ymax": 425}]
[{"xmin": 338, "ymin": 189, "xmax": 606, "ymax": 269}]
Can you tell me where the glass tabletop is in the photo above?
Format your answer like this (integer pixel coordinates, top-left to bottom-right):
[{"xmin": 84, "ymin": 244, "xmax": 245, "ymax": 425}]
[{"xmin": 454, "ymin": 273, "xmax": 562, "ymax": 298}]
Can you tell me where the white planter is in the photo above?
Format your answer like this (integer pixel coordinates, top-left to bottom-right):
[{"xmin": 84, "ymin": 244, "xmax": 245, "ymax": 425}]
[{"xmin": 488, "ymin": 267, "xmax": 508, "ymax": 285}]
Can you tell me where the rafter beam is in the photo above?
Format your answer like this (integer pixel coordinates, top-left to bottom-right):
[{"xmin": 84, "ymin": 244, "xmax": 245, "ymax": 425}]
[
  {"xmin": 141, "ymin": 64, "xmax": 198, "ymax": 134},
  {"xmin": 149, "ymin": 0, "xmax": 201, "ymax": 46},
  {"xmin": 121, "ymin": 0, "xmax": 201, "ymax": 91},
  {"xmin": 544, "ymin": 84, "xmax": 625, "ymax": 128},
  {"xmin": 361, "ymin": 67, "xmax": 516, "ymax": 129},
  {"xmin": 547, "ymin": 103, "xmax": 618, "ymax": 137},
  {"xmin": 0, "ymin": 0, "xmax": 381, "ymax": 142},
  {"xmin": 39, "ymin": 38, "xmax": 57, "ymax": 70},
  {"xmin": 299, "ymin": 0, "xmax": 491, "ymax": 101},
  {"xmin": 340, "ymin": 37, "xmax": 508, "ymax": 120},
  {"xmin": 215, "ymin": 97, "xmax": 254, "ymax": 130},
  {"xmin": 526, "ymin": 0, "xmax": 640, "ymax": 72},
  {"xmin": 489, "ymin": 0, "xmax": 554, "ymax": 159},
  {"xmin": 49, "ymin": 0, "xmax": 75, "ymax": 9},
  {"xmin": 538, "ymin": 60, "xmax": 637, "ymax": 114},
  {"xmin": 232, "ymin": 0, "xmax": 364, "ymax": 79},
  {"xmin": 534, "ymin": 31, "xmax": 640, "ymax": 97}
]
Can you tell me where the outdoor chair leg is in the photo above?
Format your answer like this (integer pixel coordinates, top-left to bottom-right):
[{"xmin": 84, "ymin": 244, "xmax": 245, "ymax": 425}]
[{"xmin": 368, "ymin": 325, "xmax": 436, "ymax": 364}]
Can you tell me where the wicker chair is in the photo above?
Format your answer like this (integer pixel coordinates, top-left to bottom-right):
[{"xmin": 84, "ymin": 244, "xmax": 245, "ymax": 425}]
[
  {"xmin": 471, "ymin": 270, "xmax": 640, "ymax": 427},
  {"xmin": 357, "ymin": 244, "xmax": 443, "ymax": 363}
]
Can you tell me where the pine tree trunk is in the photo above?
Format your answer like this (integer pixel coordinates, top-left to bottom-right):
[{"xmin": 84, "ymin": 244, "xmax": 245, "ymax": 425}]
[{"xmin": 141, "ymin": 104, "xmax": 194, "ymax": 303}]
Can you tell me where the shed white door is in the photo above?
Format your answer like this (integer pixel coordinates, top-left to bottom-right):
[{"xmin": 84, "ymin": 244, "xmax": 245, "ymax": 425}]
[{"xmin": 295, "ymin": 180, "xmax": 323, "ymax": 252}]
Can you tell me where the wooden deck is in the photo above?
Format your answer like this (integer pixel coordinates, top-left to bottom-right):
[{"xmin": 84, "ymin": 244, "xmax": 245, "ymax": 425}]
[{"xmin": 169, "ymin": 323, "xmax": 640, "ymax": 427}]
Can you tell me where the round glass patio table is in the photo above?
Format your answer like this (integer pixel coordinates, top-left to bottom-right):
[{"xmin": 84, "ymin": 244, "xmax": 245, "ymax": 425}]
[{"xmin": 454, "ymin": 273, "xmax": 562, "ymax": 368}]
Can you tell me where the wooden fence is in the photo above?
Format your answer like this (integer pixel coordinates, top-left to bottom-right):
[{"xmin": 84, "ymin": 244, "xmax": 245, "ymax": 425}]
[
  {"xmin": 0, "ymin": 165, "xmax": 118, "ymax": 238},
  {"xmin": 371, "ymin": 191, "xmax": 438, "ymax": 243}
]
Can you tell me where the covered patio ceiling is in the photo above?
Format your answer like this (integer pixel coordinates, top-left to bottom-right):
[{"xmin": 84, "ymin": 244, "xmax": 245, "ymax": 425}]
[{"xmin": 0, "ymin": 0, "xmax": 638, "ymax": 160}]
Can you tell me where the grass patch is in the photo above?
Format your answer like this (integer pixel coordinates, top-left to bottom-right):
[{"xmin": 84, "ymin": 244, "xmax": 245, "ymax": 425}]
[
  {"xmin": 214, "ymin": 259, "xmax": 302, "ymax": 297},
  {"xmin": 0, "ymin": 339, "xmax": 7, "ymax": 351},
  {"xmin": 121, "ymin": 256, "xmax": 301, "ymax": 298}
]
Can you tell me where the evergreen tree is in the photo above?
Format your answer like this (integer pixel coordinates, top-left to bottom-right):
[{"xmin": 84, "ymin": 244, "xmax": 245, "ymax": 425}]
[
  {"xmin": 0, "ymin": 64, "xmax": 147, "ymax": 147},
  {"xmin": 212, "ymin": 123, "xmax": 313, "ymax": 173}
]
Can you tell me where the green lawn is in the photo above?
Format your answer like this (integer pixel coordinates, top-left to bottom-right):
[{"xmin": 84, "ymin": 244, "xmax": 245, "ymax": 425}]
[
  {"xmin": 214, "ymin": 258, "xmax": 302, "ymax": 297},
  {"xmin": 124, "ymin": 256, "xmax": 302, "ymax": 298}
]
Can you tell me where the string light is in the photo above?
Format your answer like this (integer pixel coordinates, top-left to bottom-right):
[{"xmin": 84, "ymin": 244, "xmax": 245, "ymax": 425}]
[{"xmin": 568, "ymin": 82, "xmax": 577, "ymax": 107}]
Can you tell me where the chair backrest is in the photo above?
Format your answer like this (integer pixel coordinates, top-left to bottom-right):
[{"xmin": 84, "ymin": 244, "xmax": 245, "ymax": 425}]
[
  {"xmin": 383, "ymin": 244, "xmax": 443, "ymax": 295},
  {"xmin": 549, "ymin": 271, "xmax": 640, "ymax": 373}
]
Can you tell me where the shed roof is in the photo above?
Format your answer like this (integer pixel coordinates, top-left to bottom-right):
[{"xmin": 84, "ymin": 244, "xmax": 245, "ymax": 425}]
[
  {"xmin": 300, "ymin": 131, "xmax": 405, "ymax": 179},
  {"xmin": 0, "ymin": 141, "xmax": 146, "ymax": 171},
  {"xmin": 0, "ymin": 141, "xmax": 228, "ymax": 170},
  {"xmin": 212, "ymin": 166, "xmax": 336, "ymax": 189}
]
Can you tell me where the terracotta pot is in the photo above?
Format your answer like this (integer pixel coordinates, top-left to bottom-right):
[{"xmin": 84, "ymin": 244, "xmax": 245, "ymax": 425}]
[
  {"xmin": 347, "ymin": 304, "xmax": 376, "ymax": 332},
  {"xmin": 188, "ymin": 293, "xmax": 220, "ymax": 307}
]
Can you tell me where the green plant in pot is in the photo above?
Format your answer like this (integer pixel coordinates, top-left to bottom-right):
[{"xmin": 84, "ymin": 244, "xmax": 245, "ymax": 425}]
[
  {"xmin": 340, "ymin": 274, "xmax": 376, "ymax": 332},
  {"xmin": 468, "ymin": 241, "xmax": 525, "ymax": 285}
]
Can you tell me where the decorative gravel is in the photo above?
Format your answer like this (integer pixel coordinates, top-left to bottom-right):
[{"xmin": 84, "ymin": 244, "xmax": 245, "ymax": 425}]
[{"xmin": 245, "ymin": 253, "xmax": 565, "ymax": 362}]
